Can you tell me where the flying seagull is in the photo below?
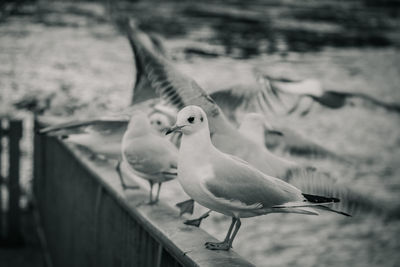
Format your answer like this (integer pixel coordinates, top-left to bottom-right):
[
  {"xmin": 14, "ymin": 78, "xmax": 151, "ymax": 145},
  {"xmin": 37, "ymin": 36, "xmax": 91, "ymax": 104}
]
[{"xmin": 264, "ymin": 76, "xmax": 400, "ymax": 116}]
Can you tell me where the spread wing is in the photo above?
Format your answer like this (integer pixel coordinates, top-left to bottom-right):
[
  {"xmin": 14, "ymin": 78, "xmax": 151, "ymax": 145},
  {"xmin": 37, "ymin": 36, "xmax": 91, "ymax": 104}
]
[
  {"xmin": 127, "ymin": 22, "xmax": 219, "ymax": 115},
  {"xmin": 209, "ymin": 82, "xmax": 274, "ymax": 125},
  {"xmin": 39, "ymin": 117, "xmax": 129, "ymax": 137},
  {"xmin": 126, "ymin": 21, "xmax": 237, "ymax": 135}
]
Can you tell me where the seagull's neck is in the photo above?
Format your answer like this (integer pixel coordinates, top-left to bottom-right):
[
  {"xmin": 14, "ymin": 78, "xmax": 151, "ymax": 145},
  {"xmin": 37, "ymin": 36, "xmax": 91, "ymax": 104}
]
[{"xmin": 180, "ymin": 127, "xmax": 213, "ymax": 162}]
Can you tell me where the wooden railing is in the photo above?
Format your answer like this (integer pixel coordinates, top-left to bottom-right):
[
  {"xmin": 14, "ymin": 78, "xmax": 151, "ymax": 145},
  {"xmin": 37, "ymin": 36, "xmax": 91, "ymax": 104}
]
[
  {"xmin": 33, "ymin": 120, "xmax": 254, "ymax": 267},
  {"xmin": 0, "ymin": 118, "xmax": 23, "ymax": 246}
]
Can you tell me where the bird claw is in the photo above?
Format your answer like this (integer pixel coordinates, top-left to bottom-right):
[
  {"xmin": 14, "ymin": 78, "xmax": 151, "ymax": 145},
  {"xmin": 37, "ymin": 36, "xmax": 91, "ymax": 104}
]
[
  {"xmin": 176, "ymin": 199, "xmax": 194, "ymax": 216},
  {"xmin": 183, "ymin": 211, "xmax": 210, "ymax": 227},
  {"xmin": 184, "ymin": 218, "xmax": 203, "ymax": 227},
  {"xmin": 204, "ymin": 241, "xmax": 231, "ymax": 251}
]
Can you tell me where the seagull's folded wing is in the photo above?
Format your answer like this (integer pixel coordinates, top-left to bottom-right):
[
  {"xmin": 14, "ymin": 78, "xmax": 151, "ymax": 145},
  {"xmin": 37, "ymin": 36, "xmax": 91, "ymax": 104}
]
[
  {"xmin": 203, "ymin": 153, "xmax": 303, "ymax": 210},
  {"xmin": 124, "ymin": 135, "xmax": 178, "ymax": 178}
]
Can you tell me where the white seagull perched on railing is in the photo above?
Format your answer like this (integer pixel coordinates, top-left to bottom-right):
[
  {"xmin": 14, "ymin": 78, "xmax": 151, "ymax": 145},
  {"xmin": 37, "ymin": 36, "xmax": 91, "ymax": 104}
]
[
  {"xmin": 166, "ymin": 105, "xmax": 350, "ymax": 251},
  {"xmin": 118, "ymin": 111, "xmax": 178, "ymax": 204}
]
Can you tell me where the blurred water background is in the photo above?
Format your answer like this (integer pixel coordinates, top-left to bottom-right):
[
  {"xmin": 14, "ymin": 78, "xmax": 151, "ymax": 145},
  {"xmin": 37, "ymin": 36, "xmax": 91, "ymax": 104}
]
[{"xmin": 0, "ymin": 0, "xmax": 400, "ymax": 266}]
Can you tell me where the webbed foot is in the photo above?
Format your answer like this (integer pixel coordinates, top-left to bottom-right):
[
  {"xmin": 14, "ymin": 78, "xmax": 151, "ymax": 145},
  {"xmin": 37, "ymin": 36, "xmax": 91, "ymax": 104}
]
[
  {"xmin": 204, "ymin": 241, "xmax": 231, "ymax": 251},
  {"xmin": 176, "ymin": 199, "xmax": 194, "ymax": 216}
]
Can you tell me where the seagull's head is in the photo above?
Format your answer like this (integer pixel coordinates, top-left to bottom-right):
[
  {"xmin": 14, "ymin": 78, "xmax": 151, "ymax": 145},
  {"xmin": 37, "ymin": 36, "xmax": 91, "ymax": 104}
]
[
  {"xmin": 149, "ymin": 112, "xmax": 172, "ymax": 133},
  {"xmin": 166, "ymin": 105, "xmax": 208, "ymax": 135}
]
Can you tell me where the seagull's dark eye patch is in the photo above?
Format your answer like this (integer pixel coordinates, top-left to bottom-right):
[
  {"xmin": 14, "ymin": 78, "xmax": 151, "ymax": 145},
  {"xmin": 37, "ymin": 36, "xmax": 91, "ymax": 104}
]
[
  {"xmin": 156, "ymin": 121, "xmax": 161, "ymax": 125},
  {"xmin": 187, "ymin": 116, "xmax": 195, "ymax": 123},
  {"xmin": 200, "ymin": 116, "xmax": 203, "ymax": 122}
]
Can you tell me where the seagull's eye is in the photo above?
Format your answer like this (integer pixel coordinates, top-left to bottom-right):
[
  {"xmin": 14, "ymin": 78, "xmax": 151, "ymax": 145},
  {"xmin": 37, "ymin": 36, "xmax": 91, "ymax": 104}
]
[
  {"xmin": 187, "ymin": 116, "xmax": 195, "ymax": 123},
  {"xmin": 157, "ymin": 121, "xmax": 161, "ymax": 125},
  {"xmin": 200, "ymin": 116, "xmax": 203, "ymax": 122}
]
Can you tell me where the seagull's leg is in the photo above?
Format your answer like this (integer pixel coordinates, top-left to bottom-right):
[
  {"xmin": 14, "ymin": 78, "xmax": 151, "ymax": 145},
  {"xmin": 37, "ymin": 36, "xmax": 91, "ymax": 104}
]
[
  {"xmin": 146, "ymin": 181, "xmax": 159, "ymax": 205},
  {"xmin": 154, "ymin": 182, "xmax": 162, "ymax": 203},
  {"xmin": 116, "ymin": 161, "xmax": 139, "ymax": 190},
  {"xmin": 205, "ymin": 217, "xmax": 237, "ymax": 251},
  {"xmin": 184, "ymin": 210, "xmax": 211, "ymax": 227},
  {"xmin": 227, "ymin": 218, "xmax": 241, "ymax": 248},
  {"xmin": 176, "ymin": 199, "xmax": 195, "ymax": 216}
]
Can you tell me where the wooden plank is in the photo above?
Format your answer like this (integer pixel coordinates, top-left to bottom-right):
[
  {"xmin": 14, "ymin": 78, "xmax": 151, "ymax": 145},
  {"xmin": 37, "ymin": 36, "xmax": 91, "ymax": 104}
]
[{"xmin": 6, "ymin": 119, "xmax": 23, "ymax": 245}]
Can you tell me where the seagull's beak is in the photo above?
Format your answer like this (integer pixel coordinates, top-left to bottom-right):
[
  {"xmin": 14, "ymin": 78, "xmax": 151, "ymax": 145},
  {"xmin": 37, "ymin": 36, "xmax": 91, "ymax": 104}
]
[
  {"xmin": 263, "ymin": 121, "xmax": 284, "ymax": 136},
  {"xmin": 166, "ymin": 125, "xmax": 184, "ymax": 135}
]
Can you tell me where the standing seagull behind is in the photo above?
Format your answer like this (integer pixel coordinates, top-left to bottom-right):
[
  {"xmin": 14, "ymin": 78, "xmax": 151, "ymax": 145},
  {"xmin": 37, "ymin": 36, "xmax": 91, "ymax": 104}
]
[
  {"xmin": 167, "ymin": 105, "xmax": 350, "ymax": 251},
  {"xmin": 119, "ymin": 111, "xmax": 178, "ymax": 204}
]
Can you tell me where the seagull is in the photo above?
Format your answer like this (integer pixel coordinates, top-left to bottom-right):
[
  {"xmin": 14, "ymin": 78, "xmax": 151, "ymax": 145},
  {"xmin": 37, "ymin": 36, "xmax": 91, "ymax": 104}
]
[
  {"xmin": 120, "ymin": 111, "xmax": 178, "ymax": 204},
  {"xmin": 180, "ymin": 112, "xmax": 297, "ymax": 227},
  {"xmin": 264, "ymin": 76, "xmax": 400, "ymax": 116},
  {"xmin": 167, "ymin": 105, "xmax": 349, "ymax": 251}
]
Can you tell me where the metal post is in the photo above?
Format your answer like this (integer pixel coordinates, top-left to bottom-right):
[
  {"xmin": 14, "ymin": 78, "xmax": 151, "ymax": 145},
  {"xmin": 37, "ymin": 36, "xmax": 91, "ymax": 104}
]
[{"xmin": 7, "ymin": 119, "xmax": 23, "ymax": 245}]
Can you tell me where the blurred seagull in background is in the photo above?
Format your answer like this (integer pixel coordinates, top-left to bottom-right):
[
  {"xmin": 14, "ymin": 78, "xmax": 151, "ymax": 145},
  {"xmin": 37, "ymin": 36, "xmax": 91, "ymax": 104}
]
[
  {"xmin": 167, "ymin": 105, "xmax": 349, "ymax": 251},
  {"xmin": 263, "ymin": 76, "xmax": 400, "ymax": 116},
  {"xmin": 118, "ymin": 111, "xmax": 178, "ymax": 204}
]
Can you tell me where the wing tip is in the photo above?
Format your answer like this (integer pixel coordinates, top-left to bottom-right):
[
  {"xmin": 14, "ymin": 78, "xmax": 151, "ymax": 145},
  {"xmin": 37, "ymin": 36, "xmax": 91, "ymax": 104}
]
[{"xmin": 302, "ymin": 193, "xmax": 340, "ymax": 203}]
